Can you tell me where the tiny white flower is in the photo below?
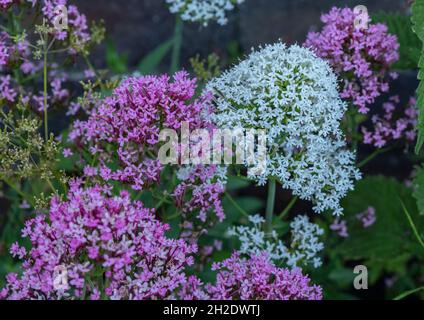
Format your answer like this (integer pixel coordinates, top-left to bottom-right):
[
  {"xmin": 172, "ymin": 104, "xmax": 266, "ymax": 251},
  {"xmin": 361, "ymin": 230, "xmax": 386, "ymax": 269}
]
[{"xmin": 228, "ymin": 214, "xmax": 325, "ymax": 269}]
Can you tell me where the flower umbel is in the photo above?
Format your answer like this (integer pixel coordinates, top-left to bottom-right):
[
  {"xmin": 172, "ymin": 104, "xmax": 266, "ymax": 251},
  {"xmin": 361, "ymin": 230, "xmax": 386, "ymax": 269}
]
[{"xmin": 207, "ymin": 43, "xmax": 361, "ymax": 215}]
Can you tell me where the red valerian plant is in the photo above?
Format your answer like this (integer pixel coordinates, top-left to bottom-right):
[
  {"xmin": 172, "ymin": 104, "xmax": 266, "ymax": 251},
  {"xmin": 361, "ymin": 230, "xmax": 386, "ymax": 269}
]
[
  {"xmin": 0, "ymin": 180, "xmax": 197, "ymax": 300},
  {"xmin": 305, "ymin": 7, "xmax": 399, "ymax": 114}
]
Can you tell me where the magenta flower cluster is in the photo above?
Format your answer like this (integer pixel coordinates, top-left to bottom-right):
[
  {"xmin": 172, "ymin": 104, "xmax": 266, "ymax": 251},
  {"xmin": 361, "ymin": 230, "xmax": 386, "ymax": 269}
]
[
  {"xmin": 0, "ymin": 0, "xmax": 15, "ymax": 10},
  {"xmin": 173, "ymin": 165, "xmax": 225, "ymax": 224},
  {"xmin": 179, "ymin": 252, "xmax": 322, "ymax": 300},
  {"xmin": 70, "ymin": 72, "xmax": 211, "ymax": 190},
  {"xmin": 0, "ymin": 180, "xmax": 197, "ymax": 300},
  {"xmin": 362, "ymin": 96, "xmax": 417, "ymax": 148},
  {"xmin": 0, "ymin": 1, "xmax": 90, "ymax": 50},
  {"xmin": 0, "ymin": 2, "xmax": 91, "ymax": 112},
  {"xmin": 304, "ymin": 7, "xmax": 399, "ymax": 114},
  {"xmin": 0, "ymin": 181, "xmax": 323, "ymax": 300},
  {"xmin": 70, "ymin": 72, "xmax": 225, "ymax": 227}
]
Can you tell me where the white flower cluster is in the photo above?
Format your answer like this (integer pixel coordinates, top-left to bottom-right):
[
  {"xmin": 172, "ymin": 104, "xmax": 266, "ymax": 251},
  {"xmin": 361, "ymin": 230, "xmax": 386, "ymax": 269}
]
[
  {"xmin": 207, "ymin": 43, "xmax": 361, "ymax": 215},
  {"xmin": 166, "ymin": 0, "xmax": 245, "ymax": 26},
  {"xmin": 228, "ymin": 214, "xmax": 324, "ymax": 269},
  {"xmin": 288, "ymin": 215, "xmax": 324, "ymax": 268}
]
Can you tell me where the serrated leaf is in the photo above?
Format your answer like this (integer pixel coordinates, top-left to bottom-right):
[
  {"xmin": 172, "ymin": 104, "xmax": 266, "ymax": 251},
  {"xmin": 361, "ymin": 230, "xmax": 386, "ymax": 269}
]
[
  {"xmin": 336, "ymin": 176, "xmax": 424, "ymax": 272},
  {"xmin": 411, "ymin": 0, "xmax": 424, "ymax": 153},
  {"xmin": 137, "ymin": 38, "xmax": 174, "ymax": 74}
]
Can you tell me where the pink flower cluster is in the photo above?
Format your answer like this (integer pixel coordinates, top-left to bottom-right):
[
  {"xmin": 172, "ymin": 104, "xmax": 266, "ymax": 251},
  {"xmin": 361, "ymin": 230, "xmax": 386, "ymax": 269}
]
[
  {"xmin": 0, "ymin": 180, "xmax": 322, "ymax": 301},
  {"xmin": 174, "ymin": 165, "xmax": 225, "ymax": 224},
  {"xmin": 71, "ymin": 72, "xmax": 212, "ymax": 189},
  {"xmin": 1, "ymin": 1, "xmax": 90, "ymax": 50},
  {"xmin": 41, "ymin": 0, "xmax": 90, "ymax": 47},
  {"xmin": 179, "ymin": 252, "xmax": 322, "ymax": 300},
  {"xmin": 304, "ymin": 7, "xmax": 399, "ymax": 113},
  {"xmin": 362, "ymin": 96, "xmax": 417, "ymax": 148},
  {"xmin": 70, "ymin": 72, "xmax": 225, "ymax": 226},
  {"xmin": 0, "ymin": 181, "xmax": 197, "ymax": 300},
  {"xmin": 0, "ymin": 0, "xmax": 15, "ymax": 10},
  {"xmin": 0, "ymin": 28, "xmax": 72, "ymax": 112}
]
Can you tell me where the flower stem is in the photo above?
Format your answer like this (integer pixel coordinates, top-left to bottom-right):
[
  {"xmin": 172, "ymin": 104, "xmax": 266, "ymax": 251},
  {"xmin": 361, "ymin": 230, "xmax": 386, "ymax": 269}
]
[
  {"xmin": 394, "ymin": 286, "xmax": 424, "ymax": 300},
  {"xmin": 3, "ymin": 178, "xmax": 35, "ymax": 207},
  {"xmin": 358, "ymin": 147, "xmax": 391, "ymax": 168},
  {"xmin": 225, "ymin": 192, "xmax": 249, "ymax": 217},
  {"xmin": 265, "ymin": 179, "xmax": 276, "ymax": 235},
  {"xmin": 43, "ymin": 51, "xmax": 48, "ymax": 141},
  {"xmin": 279, "ymin": 196, "xmax": 298, "ymax": 220},
  {"xmin": 170, "ymin": 16, "xmax": 183, "ymax": 75}
]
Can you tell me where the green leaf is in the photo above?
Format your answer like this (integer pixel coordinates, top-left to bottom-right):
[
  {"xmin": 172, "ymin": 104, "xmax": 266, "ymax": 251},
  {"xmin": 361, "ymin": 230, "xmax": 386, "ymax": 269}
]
[
  {"xmin": 336, "ymin": 176, "xmax": 424, "ymax": 274},
  {"xmin": 137, "ymin": 38, "xmax": 174, "ymax": 74},
  {"xmin": 412, "ymin": 165, "xmax": 424, "ymax": 215},
  {"xmin": 411, "ymin": 0, "xmax": 424, "ymax": 153},
  {"xmin": 373, "ymin": 12, "xmax": 422, "ymax": 70},
  {"xmin": 226, "ymin": 175, "xmax": 250, "ymax": 191},
  {"xmin": 105, "ymin": 40, "xmax": 128, "ymax": 74}
]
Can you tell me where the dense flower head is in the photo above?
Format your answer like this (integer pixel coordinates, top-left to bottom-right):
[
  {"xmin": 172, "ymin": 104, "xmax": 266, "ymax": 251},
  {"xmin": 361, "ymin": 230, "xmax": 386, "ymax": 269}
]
[
  {"xmin": 207, "ymin": 42, "xmax": 361, "ymax": 215},
  {"xmin": 304, "ymin": 7, "xmax": 399, "ymax": 114},
  {"xmin": 228, "ymin": 214, "xmax": 324, "ymax": 268},
  {"xmin": 362, "ymin": 96, "xmax": 417, "ymax": 148},
  {"xmin": 0, "ymin": 181, "xmax": 197, "ymax": 300},
  {"xmin": 70, "ymin": 72, "xmax": 225, "ymax": 224},
  {"xmin": 205, "ymin": 252, "xmax": 323, "ymax": 300},
  {"xmin": 166, "ymin": 0, "xmax": 245, "ymax": 26},
  {"xmin": 71, "ymin": 72, "xmax": 211, "ymax": 189}
]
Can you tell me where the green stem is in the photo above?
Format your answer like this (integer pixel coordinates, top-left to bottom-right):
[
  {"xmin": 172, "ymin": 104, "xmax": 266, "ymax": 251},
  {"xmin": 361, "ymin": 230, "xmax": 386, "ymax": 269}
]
[
  {"xmin": 279, "ymin": 196, "xmax": 298, "ymax": 220},
  {"xmin": 265, "ymin": 179, "xmax": 276, "ymax": 235},
  {"xmin": 394, "ymin": 286, "xmax": 424, "ymax": 300},
  {"xmin": 400, "ymin": 200, "xmax": 424, "ymax": 249},
  {"xmin": 43, "ymin": 51, "xmax": 48, "ymax": 141},
  {"xmin": 225, "ymin": 192, "xmax": 249, "ymax": 217},
  {"xmin": 2, "ymin": 179, "xmax": 35, "ymax": 207},
  {"xmin": 358, "ymin": 147, "xmax": 391, "ymax": 168},
  {"xmin": 170, "ymin": 16, "xmax": 183, "ymax": 75}
]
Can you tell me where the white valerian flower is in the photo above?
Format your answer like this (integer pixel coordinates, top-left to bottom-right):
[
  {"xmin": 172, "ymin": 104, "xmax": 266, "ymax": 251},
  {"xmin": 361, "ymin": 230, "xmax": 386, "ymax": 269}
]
[
  {"xmin": 166, "ymin": 0, "xmax": 246, "ymax": 26},
  {"xmin": 207, "ymin": 42, "xmax": 361, "ymax": 215},
  {"xmin": 228, "ymin": 214, "xmax": 324, "ymax": 269}
]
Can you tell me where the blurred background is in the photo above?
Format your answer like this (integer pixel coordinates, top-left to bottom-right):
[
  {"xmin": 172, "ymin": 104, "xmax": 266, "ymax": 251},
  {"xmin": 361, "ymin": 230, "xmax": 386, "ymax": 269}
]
[{"xmin": 74, "ymin": 0, "xmax": 411, "ymax": 70}]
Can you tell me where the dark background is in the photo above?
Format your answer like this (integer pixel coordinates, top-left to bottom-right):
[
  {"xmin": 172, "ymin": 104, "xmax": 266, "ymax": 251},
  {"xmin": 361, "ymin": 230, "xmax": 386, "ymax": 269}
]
[{"xmin": 74, "ymin": 0, "xmax": 411, "ymax": 69}]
